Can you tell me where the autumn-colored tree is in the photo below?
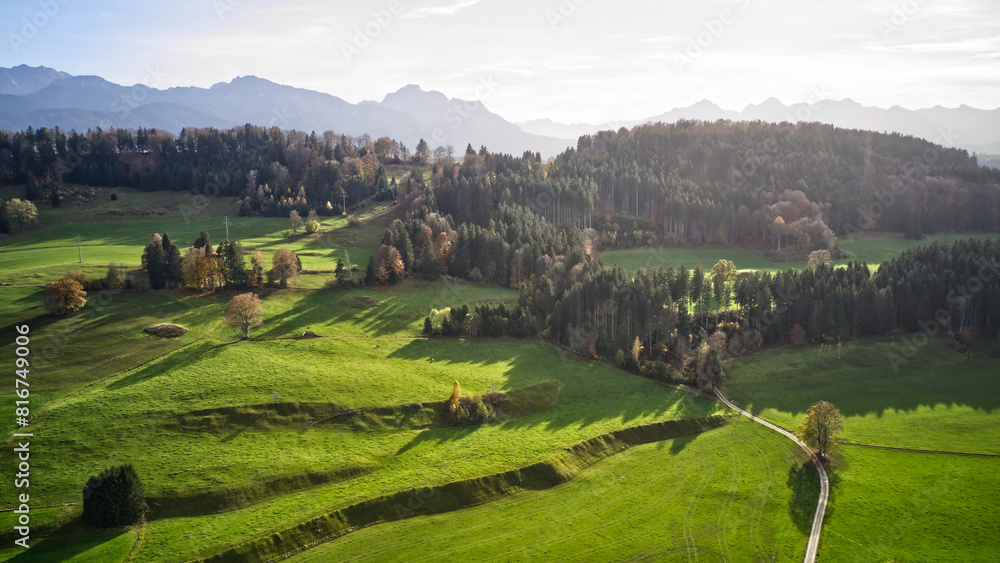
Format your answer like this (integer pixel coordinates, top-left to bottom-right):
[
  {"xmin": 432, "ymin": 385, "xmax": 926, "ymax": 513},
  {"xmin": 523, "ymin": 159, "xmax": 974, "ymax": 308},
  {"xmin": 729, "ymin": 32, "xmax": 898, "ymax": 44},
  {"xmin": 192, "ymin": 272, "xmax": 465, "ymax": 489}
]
[
  {"xmin": 289, "ymin": 210, "xmax": 302, "ymax": 235},
  {"xmin": 304, "ymin": 219, "xmax": 320, "ymax": 234},
  {"xmin": 3, "ymin": 198, "xmax": 38, "ymax": 232},
  {"xmin": 630, "ymin": 335, "xmax": 644, "ymax": 364},
  {"xmin": 249, "ymin": 249, "xmax": 265, "ymax": 287},
  {"xmin": 808, "ymin": 249, "xmax": 832, "ymax": 270},
  {"xmin": 796, "ymin": 400, "xmax": 843, "ymax": 458},
  {"xmin": 789, "ymin": 323, "xmax": 807, "ymax": 347},
  {"xmin": 270, "ymin": 248, "xmax": 299, "ymax": 288},
  {"xmin": 225, "ymin": 292, "xmax": 264, "ymax": 339},
  {"xmin": 375, "ymin": 244, "xmax": 405, "ymax": 284},
  {"xmin": 44, "ymin": 278, "xmax": 87, "ymax": 316}
]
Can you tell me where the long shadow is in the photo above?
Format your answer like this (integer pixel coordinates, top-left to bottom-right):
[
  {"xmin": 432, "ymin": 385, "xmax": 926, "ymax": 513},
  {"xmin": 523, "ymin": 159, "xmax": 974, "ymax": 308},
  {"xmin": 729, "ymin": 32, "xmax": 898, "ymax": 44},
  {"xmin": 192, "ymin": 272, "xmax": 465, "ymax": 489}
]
[
  {"xmin": 387, "ymin": 337, "xmax": 685, "ymax": 435},
  {"xmin": 396, "ymin": 425, "xmax": 480, "ymax": 455},
  {"xmin": 106, "ymin": 339, "xmax": 235, "ymax": 390},
  {"xmin": 786, "ymin": 461, "xmax": 821, "ymax": 534},
  {"xmin": 725, "ymin": 339, "xmax": 1000, "ymax": 423},
  {"xmin": 669, "ymin": 432, "xmax": 699, "ymax": 455},
  {"xmin": 6, "ymin": 519, "xmax": 132, "ymax": 562}
]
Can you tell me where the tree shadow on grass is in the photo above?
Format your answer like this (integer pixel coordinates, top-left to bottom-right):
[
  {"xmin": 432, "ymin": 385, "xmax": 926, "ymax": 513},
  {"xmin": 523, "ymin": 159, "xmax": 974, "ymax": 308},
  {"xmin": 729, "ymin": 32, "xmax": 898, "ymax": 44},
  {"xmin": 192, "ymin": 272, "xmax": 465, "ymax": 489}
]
[
  {"xmin": 388, "ymin": 338, "xmax": 688, "ymax": 435},
  {"xmin": 6, "ymin": 519, "xmax": 133, "ymax": 563},
  {"xmin": 669, "ymin": 433, "xmax": 699, "ymax": 455},
  {"xmin": 396, "ymin": 425, "xmax": 480, "ymax": 455},
  {"xmin": 786, "ymin": 461, "xmax": 821, "ymax": 534}
]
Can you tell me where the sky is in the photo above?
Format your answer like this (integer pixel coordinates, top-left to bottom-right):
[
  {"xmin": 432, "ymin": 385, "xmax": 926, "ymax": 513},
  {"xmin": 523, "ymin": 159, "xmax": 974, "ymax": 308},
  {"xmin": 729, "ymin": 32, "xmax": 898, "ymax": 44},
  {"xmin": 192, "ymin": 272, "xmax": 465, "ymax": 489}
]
[{"xmin": 2, "ymin": 0, "xmax": 998, "ymax": 124}]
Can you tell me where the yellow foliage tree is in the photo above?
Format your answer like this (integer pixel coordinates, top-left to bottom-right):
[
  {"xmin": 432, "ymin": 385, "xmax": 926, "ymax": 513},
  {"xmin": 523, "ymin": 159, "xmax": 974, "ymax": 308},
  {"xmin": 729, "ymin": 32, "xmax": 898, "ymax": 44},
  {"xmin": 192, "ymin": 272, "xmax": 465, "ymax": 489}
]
[{"xmin": 796, "ymin": 400, "xmax": 843, "ymax": 458}]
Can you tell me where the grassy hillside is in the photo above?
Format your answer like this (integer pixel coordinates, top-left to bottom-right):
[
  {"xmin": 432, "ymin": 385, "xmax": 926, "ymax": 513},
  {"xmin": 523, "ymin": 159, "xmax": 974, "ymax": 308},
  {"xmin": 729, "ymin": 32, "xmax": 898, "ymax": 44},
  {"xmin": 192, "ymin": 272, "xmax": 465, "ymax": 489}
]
[{"xmin": 289, "ymin": 419, "xmax": 812, "ymax": 562}]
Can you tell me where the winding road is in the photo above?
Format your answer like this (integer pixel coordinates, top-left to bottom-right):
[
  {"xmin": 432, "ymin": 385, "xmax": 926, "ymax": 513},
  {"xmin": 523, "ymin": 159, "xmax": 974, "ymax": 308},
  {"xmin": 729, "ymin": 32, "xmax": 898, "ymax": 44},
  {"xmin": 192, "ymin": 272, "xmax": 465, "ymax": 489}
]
[{"xmin": 713, "ymin": 387, "xmax": 829, "ymax": 563}]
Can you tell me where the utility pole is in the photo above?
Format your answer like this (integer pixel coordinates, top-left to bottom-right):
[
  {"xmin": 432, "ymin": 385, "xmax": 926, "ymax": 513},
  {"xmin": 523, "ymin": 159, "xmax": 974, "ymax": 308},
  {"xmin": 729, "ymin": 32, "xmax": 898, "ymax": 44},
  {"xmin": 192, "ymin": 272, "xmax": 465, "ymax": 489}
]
[
  {"xmin": 341, "ymin": 191, "xmax": 347, "ymax": 214},
  {"xmin": 77, "ymin": 234, "xmax": 82, "ymax": 263},
  {"xmin": 223, "ymin": 216, "xmax": 231, "ymax": 241}
]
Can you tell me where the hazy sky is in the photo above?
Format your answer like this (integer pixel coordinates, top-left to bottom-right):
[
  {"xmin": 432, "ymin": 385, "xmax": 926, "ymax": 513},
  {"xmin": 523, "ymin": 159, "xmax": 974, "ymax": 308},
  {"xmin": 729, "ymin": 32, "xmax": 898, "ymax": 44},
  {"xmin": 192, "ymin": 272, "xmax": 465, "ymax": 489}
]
[{"xmin": 2, "ymin": 0, "xmax": 998, "ymax": 123}]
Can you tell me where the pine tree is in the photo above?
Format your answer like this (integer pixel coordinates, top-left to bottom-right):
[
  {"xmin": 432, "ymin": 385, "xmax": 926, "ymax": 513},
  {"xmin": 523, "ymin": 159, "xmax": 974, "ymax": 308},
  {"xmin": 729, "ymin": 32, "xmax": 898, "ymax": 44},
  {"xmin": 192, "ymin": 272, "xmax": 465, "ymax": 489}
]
[
  {"xmin": 334, "ymin": 258, "xmax": 347, "ymax": 285},
  {"xmin": 364, "ymin": 256, "xmax": 377, "ymax": 285},
  {"xmin": 143, "ymin": 233, "xmax": 167, "ymax": 290},
  {"xmin": 193, "ymin": 230, "xmax": 212, "ymax": 253},
  {"xmin": 161, "ymin": 233, "xmax": 183, "ymax": 287}
]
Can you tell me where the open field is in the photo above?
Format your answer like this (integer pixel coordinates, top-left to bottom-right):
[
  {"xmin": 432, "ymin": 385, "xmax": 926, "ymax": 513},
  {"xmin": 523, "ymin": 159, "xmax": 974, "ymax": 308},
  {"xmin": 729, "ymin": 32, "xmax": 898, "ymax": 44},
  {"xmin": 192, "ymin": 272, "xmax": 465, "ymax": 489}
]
[
  {"xmin": 821, "ymin": 447, "xmax": 1000, "ymax": 562},
  {"xmin": 723, "ymin": 338, "xmax": 1000, "ymax": 453},
  {"xmin": 722, "ymin": 337, "xmax": 1000, "ymax": 561},
  {"xmin": 289, "ymin": 419, "xmax": 812, "ymax": 563}
]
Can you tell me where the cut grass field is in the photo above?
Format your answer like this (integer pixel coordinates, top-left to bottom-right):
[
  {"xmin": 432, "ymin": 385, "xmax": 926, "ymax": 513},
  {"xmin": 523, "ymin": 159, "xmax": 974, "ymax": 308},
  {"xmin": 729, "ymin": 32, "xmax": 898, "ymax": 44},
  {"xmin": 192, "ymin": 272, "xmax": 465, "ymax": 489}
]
[
  {"xmin": 722, "ymin": 336, "xmax": 1000, "ymax": 561},
  {"xmin": 288, "ymin": 419, "xmax": 812, "ymax": 562}
]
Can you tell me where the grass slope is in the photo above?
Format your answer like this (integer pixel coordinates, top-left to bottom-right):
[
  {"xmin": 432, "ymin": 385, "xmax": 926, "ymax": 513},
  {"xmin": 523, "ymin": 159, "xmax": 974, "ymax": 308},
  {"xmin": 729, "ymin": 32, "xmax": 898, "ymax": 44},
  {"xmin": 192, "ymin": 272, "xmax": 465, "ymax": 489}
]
[
  {"xmin": 723, "ymin": 338, "xmax": 1000, "ymax": 453},
  {"xmin": 289, "ymin": 420, "xmax": 811, "ymax": 562}
]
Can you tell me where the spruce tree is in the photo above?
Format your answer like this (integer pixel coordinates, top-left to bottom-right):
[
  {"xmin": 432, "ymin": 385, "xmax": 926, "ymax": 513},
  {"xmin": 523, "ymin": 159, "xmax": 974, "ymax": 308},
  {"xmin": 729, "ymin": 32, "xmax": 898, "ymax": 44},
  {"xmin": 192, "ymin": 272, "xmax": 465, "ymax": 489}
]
[
  {"xmin": 143, "ymin": 233, "xmax": 167, "ymax": 290},
  {"xmin": 161, "ymin": 233, "xmax": 183, "ymax": 287},
  {"xmin": 82, "ymin": 464, "xmax": 148, "ymax": 528}
]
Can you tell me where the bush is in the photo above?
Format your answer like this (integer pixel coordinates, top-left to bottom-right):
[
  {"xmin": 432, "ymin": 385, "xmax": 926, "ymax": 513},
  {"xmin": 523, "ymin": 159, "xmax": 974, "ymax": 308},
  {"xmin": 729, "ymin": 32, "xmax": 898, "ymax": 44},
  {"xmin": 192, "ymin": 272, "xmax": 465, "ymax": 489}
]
[
  {"xmin": 110, "ymin": 193, "xmax": 118, "ymax": 201},
  {"xmin": 304, "ymin": 219, "xmax": 320, "ymax": 234},
  {"xmin": 82, "ymin": 464, "xmax": 148, "ymax": 528},
  {"xmin": 144, "ymin": 323, "xmax": 189, "ymax": 338},
  {"xmin": 66, "ymin": 270, "xmax": 86, "ymax": 284},
  {"xmin": 346, "ymin": 214, "xmax": 360, "ymax": 228}
]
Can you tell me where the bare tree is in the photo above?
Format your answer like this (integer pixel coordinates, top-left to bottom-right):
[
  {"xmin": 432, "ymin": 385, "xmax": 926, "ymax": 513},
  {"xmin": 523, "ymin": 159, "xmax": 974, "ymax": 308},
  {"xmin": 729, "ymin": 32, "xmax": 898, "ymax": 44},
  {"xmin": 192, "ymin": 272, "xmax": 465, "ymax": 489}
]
[
  {"xmin": 289, "ymin": 210, "xmax": 302, "ymax": 235},
  {"xmin": 225, "ymin": 292, "xmax": 264, "ymax": 339}
]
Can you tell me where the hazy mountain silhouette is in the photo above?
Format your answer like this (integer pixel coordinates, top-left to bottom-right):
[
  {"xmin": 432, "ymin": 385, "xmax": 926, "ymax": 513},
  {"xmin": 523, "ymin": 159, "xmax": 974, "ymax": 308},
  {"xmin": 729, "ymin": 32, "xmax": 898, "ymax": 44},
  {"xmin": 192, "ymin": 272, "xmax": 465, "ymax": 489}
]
[
  {"xmin": 517, "ymin": 98, "xmax": 1000, "ymax": 156},
  {"xmin": 0, "ymin": 65, "xmax": 573, "ymax": 158}
]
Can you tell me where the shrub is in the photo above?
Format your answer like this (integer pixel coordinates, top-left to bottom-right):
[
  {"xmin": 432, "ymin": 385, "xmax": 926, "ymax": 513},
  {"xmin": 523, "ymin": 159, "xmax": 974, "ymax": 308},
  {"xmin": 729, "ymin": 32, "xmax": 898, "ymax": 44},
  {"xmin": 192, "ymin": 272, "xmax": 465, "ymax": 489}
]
[
  {"xmin": 66, "ymin": 270, "xmax": 86, "ymax": 284},
  {"xmin": 144, "ymin": 323, "xmax": 189, "ymax": 338},
  {"xmin": 346, "ymin": 214, "xmax": 360, "ymax": 228},
  {"xmin": 304, "ymin": 219, "xmax": 320, "ymax": 234},
  {"xmin": 82, "ymin": 464, "xmax": 148, "ymax": 528}
]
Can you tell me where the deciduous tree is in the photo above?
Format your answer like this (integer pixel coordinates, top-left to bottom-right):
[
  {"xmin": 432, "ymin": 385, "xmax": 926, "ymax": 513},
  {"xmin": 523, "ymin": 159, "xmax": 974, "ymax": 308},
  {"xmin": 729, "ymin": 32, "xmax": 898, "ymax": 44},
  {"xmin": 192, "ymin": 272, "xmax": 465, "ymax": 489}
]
[
  {"xmin": 796, "ymin": 400, "xmax": 843, "ymax": 458},
  {"xmin": 270, "ymin": 248, "xmax": 299, "ymax": 288},
  {"xmin": 225, "ymin": 292, "xmax": 264, "ymax": 339},
  {"xmin": 44, "ymin": 278, "xmax": 87, "ymax": 316}
]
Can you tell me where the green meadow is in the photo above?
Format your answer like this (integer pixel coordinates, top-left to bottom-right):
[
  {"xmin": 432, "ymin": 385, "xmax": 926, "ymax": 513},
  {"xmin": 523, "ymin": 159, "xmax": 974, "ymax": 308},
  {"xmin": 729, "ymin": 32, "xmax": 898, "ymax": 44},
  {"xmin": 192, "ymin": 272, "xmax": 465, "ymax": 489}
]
[{"xmin": 723, "ymin": 337, "xmax": 1000, "ymax": 561}]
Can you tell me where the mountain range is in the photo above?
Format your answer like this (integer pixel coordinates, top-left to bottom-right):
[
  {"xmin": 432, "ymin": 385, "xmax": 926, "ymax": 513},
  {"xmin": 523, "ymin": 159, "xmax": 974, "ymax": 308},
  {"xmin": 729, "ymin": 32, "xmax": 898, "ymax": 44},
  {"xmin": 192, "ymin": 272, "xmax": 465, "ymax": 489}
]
[
  {"xmin": 0, "ymin": 65, "xmax": 574, "ymax": 158},
  {"xmin": 518, "ymin": 98, "xmax": 1000, "ymax": 156},
  {"xmin": 1, "ymin": 65, "xmax": 999, "ymax": 160}
]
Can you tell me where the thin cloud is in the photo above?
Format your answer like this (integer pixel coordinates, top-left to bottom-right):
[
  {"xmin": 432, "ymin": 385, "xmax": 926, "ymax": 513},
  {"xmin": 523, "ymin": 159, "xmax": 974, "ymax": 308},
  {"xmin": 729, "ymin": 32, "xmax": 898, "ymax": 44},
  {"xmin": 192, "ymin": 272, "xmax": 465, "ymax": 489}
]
[{"xmin": 405, "ymin": 0, "xmax": 482, "ymax": 19}]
